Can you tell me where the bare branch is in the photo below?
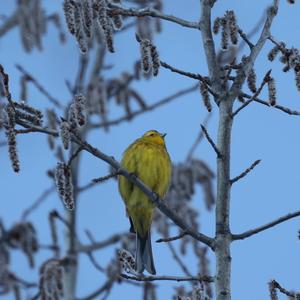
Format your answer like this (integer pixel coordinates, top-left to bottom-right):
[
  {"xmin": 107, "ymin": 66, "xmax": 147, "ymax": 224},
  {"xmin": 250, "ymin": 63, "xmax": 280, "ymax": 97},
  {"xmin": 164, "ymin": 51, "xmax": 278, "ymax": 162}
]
[
  {"xmin": 237, "ymin": 28, "xmax": 254, "ymax": 49},
  {"xmin": 242, "ymin": 92, "xmax": 300, "ymax": 116},
  {"xmin": 76, "ymin": 278, "xmax": 115, "ymax": 300},
  {"xmin": 90, "ymin": 84, "xmax": 198, "ymax": 128},
  {"xmin": 21, "ymin": 186, "xmax": 55, "ymax": 220},
  {"xmin": 230, "ymin": 159, "xmax": 261, "ymax": 185},
  {"xmin": 186, "ymin": 113, "xmax": 212, "ymax": 161},
  {"xmin": 78, "ymin": 232, "xmax": 126, "ymax": 253},
  {"xmin": 120, "ymin": 273, "xmax": 214, "ymax": 283},
  {"xmin": 108, "ymin": 4, "xmax": 201, "ymax": 30},
  {"xmin": 200, "ymin": 124, "xmax": 222, "ymax": 158},
  {"xmin": 92, "ymin": 172, "xmax": 119, "ymax": 183},
  {"xmin": 15, "ymin": 64, "xmax": 63, "ymax": 109},
  {"xmin": 228, "ymin": 0, "xmax": 279, "ymax": 101},
  {"xmin": 232, "ymin": 210, "xmax": 300, "ymax": 240},
  {"xmin": 156, "ymin": 231, "xmax": 187, "ymax": 243}
]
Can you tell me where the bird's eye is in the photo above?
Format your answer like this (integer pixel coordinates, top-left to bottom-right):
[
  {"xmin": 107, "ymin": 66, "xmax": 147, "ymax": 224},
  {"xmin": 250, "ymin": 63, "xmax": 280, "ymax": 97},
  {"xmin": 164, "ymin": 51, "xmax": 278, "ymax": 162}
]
[{"xmin": 150, "ymin": 133, "xmax": 154, "ymax": 136}]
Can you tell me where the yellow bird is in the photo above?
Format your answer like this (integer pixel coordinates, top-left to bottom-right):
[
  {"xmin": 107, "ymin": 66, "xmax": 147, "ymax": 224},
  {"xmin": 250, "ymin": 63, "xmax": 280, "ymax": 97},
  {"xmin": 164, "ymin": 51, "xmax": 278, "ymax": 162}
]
[{"xmin": 118, "ymin": 130, "xmax": 172, "ymax": 274}]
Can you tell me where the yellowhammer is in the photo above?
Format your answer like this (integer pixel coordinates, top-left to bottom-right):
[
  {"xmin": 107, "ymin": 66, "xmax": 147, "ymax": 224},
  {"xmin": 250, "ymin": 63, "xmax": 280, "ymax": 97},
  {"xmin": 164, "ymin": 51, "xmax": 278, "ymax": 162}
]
[{"xmin": 118, "ymin": 130, "xmax": 172, "ymax": 274}]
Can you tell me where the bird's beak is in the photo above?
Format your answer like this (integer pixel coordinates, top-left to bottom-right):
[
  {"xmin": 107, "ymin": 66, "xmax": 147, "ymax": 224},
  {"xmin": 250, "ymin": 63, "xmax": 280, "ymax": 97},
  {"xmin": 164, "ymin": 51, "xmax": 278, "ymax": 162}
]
[{"xmin": 161, "ymin": 133, "xmax": 167, "ymax": 138}]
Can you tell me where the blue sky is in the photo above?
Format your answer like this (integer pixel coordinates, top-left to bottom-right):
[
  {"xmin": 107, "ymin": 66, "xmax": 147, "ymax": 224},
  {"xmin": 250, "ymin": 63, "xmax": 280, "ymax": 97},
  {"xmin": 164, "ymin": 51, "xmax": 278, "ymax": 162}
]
[{"xmin": 1, "ymin": 1, "xmax": 300, "ymax": 299}]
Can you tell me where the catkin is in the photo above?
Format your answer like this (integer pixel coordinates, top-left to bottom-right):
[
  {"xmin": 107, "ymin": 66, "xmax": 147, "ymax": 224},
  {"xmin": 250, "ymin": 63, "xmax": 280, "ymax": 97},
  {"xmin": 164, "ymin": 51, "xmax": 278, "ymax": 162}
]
[
  {"xmin": 82, "ymin": 0, "xmax": 93, "ymax": 38},
  {"xmin": 213, "ymin": 17, "xmax": 221, "ymax": 34},
  {"xmin": 74, "ymin": 93, "xmax": 86, "ymax": 126},
  {"xmin": 268, "ymin": 77, "xmax": 277, "ymax": 106},
  {"xmin": 150, "ymin": 44, "xmax": 160, "ymax": 76},
  {"xmin": 199, "ymin": 82, "xmax": 212, "ymax": 112},
  {"xmin": 97, "ymin": 0, "xmax": 115, "ymax": 53},
  {"xmin": 63, "ymin": 0, "xmax": 75, "ymax": 35},
  {"xmin": 227, "ymin": 11, "xmax": 238, "ymax": 45},
  {"xmin": 73, "ymin": 2, "xmax": 87, "ymax": 53},
  {"xmin": 5, "ymin": 105, "xmax": 20, "ymax": 173},
  {"xmin": 140, "ymin": 39, "xmax": 151, "ymax": 73},
  {"xmin": 221, "ymin": 18, "xmax": 229, "ymax": 50},
  {"xmin": 59, "ymin": 121, "xmax": 70, "ymax": 150},
  {"xmin": 247, "ymin": 68, "xmax": 257, "ymax": 93}
]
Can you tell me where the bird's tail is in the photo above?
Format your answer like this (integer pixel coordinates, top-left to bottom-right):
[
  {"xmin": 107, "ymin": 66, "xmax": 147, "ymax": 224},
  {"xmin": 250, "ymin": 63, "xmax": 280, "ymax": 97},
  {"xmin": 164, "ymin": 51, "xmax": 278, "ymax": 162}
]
[{"xmin": 135, "ymin": 230, "xmax": 156, "ymax": 275}]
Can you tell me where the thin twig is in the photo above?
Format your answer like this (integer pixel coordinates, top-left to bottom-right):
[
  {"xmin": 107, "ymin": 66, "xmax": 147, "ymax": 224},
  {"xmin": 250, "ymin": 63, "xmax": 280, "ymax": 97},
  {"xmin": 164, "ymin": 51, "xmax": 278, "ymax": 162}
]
[
  {"xmin": 90, "ymin": 84, "xmax": 199, "ymax": 129},
  {"xmin": 167, "ymin": 242, "xmax": 192, "ymax": 277},
  {"xmin": 92, "ymin": 172, "xmax": 119, "ymax": 183},
  {"xmin": 232, "ymin": 210, "xmax": 300, "ymax": 240},
  {"xmin": 68, "ymin": 146, "xmax": 84, "ymax": 166},
  {"xmin": 15, "ymin": 64, "xmax": 63, "ymax": 109},
  {"xmin": 156, "ymin": 231, "xmax": 187, "ymax": 243},
  {"xmin": 21, "ymin": 185, "xmax": 55, "ymax": 220},
  {"xmin": 230, "ymin": 159, "xmax": 261, "ymax": 185},
  {"xmin": 76, "ymin": 278, "xmax": 115, "ymax": 300},
  {"xmin": 78, "ymin": 232, "xmax": 126, "ymax": 253},
  {"xmin": 241, "ymin": 92, "xmax": 300, "ymax": 116},
  {"xmin": 200, "ymin": 124, "xmax": 222, "ymax": 158},
  {"xmin": 120, "ymin": 273, "xmax": 214, "ymax": 283},
  {"xmin": 237, "ymin": 28, "xmax": 254, "ymax": 49},
  {"xmin": 186, "ymin": 113, "xmax": 212, "ymax": 161}
]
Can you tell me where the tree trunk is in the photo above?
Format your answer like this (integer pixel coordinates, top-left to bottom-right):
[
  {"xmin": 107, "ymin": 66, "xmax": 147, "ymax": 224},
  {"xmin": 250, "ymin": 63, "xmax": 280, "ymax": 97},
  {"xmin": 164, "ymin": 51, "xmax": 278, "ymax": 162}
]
[{"xmin": 215, "ymin": 99, "xmax": 233, "ymax": 300}]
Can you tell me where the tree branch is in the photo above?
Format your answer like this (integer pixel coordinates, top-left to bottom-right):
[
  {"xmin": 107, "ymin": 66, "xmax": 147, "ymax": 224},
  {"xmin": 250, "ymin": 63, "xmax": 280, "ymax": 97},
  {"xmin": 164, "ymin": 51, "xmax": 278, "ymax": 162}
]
[
  {"xmin": 78, "ymin": 232, "xmax": 126, "ymax": 253},
  {"xmin": 241, "ymin": 92, "xmax": 300, "ymax": 116},
  {"xmin": 230, "ymin": 159, "xmax": 261, "ymax": 185},
  {"xmin": 120, "ymin": 273, "xmax": 214, "ymax": 283},
  {"xmin": 108, "ymin": 4, "xmax": 201, "ymax": 30},
  {"xmin": 232, "ymin": 210, "xmax": 300, "ymax": 240},
  {"xmin": 156, "ymin": 231, "xmax": 187, "ymax": 243},
  {"xmin": 228, "ymin": 0, "xmax": 278, "ymax": 101},
  {"xmin": 200, "ymin": 124, "xmax": 222, "ymax": 158}
]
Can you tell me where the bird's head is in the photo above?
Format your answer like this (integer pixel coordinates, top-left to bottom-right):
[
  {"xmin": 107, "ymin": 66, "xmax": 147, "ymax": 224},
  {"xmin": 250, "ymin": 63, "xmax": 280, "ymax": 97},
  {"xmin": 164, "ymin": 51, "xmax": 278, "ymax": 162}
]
[{"xmin": 141, "ymin": 130, "xmax": 167, "ymax": 146}]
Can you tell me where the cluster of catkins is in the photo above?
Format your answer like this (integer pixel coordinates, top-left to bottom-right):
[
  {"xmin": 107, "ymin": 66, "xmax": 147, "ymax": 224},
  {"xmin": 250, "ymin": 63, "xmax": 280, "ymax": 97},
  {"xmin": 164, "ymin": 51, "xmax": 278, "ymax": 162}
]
[
  {"xmin": 39, "ymin": 259, "xmax": 65, "ymax": 300},
  {"xmin": 268, "ymin": 42, "xmax": 300, "ymax": 92},
  {"xmin": 63, "ymin": 0, "xmax": 123, "ymax": 53},
  {"xmin": 2, "ymin": 222, "xmax": 38, "ymax": 269},
  {"xmin": 136, "ymin": 34, "xmax": 160, "ymax": 76},
  {"xmin": 235, "ymin": 56, "xmax": 277, "ymax": 106},
  {"xmin": 213, "ymin": 10, "xmax": 238, "ymax": 51},
  {"xmin": 16, "ymin": 0, "xmax": 65, "ymax": 52},
  {"xmin": 3, "ymin": 101, "xmax": 43, "ymax": 173},
  {"xmin": 59, "ymin": 93, "xmax": 86, "ymax": 150}
]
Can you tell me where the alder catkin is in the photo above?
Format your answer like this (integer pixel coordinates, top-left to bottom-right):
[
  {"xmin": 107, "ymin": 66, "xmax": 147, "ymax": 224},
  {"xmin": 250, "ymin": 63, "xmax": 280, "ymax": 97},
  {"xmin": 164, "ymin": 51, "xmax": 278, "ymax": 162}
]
[
  {"xmin": 5, "ymin": 104, "xmax": 20, "ymax": 173},
  {"xmin": 268, "ymin": 77, "xmax": 277, "ymax": 106},
  {"xmin": 150, "ymin": 44, "xmax": 160, "ymax": 76},
  {"xmin": 199, "ymin": 82, "xmax": 212, "ymax": 112},
  {"xmin": 247, "ymin": 68, "xmax": 257, "ymax": 93},
  {"xmin": 63, "ymin": 0, "xmax": 75, "ymax": 35},
  {"xmin": 74, "ymin": 93, "xmax": 86, "ymax": 126},
  {"xmin": 227, "ymin": 10, "xmax": 238, "ymax": 45},
  {"xmin": 59, "ymin": 121, "xmax": 70, "ymax": 150},
  {"xmin": 213, "ymin": 17, "xmax": 221, "ymax": 34}
]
